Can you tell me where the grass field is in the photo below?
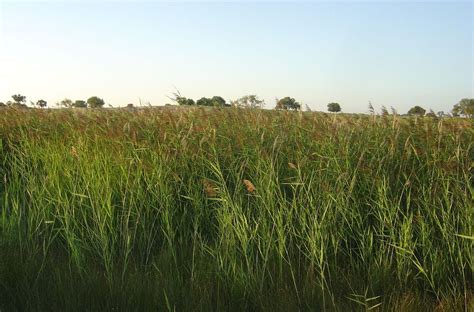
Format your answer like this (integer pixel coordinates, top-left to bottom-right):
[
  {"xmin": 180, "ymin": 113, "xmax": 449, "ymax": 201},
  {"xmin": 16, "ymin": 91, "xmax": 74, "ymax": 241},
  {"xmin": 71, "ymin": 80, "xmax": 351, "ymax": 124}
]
[{"xmin": 0, "ymin": 107, "xmax": 472, "ymax": 311}]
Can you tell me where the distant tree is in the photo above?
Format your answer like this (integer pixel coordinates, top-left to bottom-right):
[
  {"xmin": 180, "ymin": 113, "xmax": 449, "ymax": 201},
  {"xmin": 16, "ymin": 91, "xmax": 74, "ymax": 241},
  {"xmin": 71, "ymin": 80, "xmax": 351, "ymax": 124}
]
[
  {"xmin": 0, "ymin": 102, "xmax": 5, "ymax": 107},
  {"xmin": 407, "ymin": 106, "xmax": 426, "ymax": 116},
  {"xmin": 126, "ymin": 103, "xmax": 134, "ymax": 108},
  {"xmin": 327, "ymin": 102, "xmax": 341, "ymax": 113},
  {"xmin": 87, "ymin": 96, "xmax": 105, "ymax": 108},
  {"xmin": 275, "ymin": 97, "xmax": 301, "ymax": 110},
  {"xmin": 169, "ymin": 90, "xmax": 195, "ymax": 106},
  {"xmin": 12, "ymin": 94, "xmax": 26, "ymax": 105},
  {"xmin": 194, "ymin": 96, "xmax": 229, "ymax": 107},
  {"xmin": 177, "ymin": 97, "xmax": 195, "ymax": 106},
  {"xmin": 211, "ymin": 96, "xmax": 228, "ymax": 107},
  {"xmin": 72, "ymin": 100, "xmax": 87, "ymax": 108},
  {"xmin": 231, "ymin": 95, "xmax": 264, "ymax": 109},
  {"xmin": 60, "ymin": 98, "xmax": 73, "ymax": 108},
  {"xmin": 196, "ymin": 97, "xmax": 213, "ymax": 106},
  {"xmin": 452, "ymin": 98, "xmax": 473, "ymax": 118},
  {"xmin": 437, "ymin": 111, "xmax": 445, "ymax": 118},
  {"xmin": 426, "ymin": 109, "xmax": 437, "ymax": 118},
  {"xmin": 36, "ymin": 99, "xmax": 47, "ymax": 108}
]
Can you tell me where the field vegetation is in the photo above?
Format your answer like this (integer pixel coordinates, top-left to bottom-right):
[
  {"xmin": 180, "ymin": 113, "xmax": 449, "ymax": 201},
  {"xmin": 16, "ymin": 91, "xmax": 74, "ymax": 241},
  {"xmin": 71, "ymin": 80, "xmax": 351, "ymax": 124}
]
[{"xmin": 0, "ymin": 106, "xmax": 472, "ymax": 311}]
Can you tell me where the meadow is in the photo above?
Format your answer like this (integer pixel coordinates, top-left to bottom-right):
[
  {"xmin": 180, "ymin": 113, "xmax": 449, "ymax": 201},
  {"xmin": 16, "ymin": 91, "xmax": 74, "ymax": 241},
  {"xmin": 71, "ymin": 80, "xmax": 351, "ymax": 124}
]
[{"xmin": 0, "ymin": 106, "xmax": 472, "ymax": 311}]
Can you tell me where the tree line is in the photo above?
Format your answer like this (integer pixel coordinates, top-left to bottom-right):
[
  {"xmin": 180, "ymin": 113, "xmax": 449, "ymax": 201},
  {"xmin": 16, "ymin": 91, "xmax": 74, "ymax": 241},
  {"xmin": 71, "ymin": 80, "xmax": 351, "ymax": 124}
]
[
  {"xmin": 1, "ymin": 93, "xmax": 472, "ymax": 117},
  {"xmin": 0, "ymin": 95, "xmax": 105, "ymax": 109}
]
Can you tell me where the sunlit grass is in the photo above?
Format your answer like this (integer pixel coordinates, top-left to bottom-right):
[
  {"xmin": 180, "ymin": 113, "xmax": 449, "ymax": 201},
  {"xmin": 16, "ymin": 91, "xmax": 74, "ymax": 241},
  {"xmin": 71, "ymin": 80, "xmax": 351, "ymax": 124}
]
[{"xmin": 0, "ymin": 107, "xmax": 472, "ymax": 310}]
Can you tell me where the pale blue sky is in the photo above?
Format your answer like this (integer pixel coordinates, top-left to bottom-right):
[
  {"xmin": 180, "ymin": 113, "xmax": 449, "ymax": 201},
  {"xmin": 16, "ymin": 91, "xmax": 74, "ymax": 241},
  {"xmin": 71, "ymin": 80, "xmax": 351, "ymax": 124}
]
[{"xmin": 0, "ymin": 1, "xmax": 472, "ymax": 113}]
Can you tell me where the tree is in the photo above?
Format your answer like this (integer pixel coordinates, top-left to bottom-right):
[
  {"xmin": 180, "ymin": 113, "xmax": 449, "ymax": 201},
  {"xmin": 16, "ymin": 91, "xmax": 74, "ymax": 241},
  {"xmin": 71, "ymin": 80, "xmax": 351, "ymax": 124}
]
[
  {"xmin": 0, "ymin": 102, "xmax": 5, "ymax": 107},
  {"xmin": 176, "ymin": 97, "xmax": 195, "ymax": 106},
  {"xmin": 426, "ymin": 109, "xmax": 437, "ymax": 118},
  {"xmin": 275, "ymin": 97, "xmax": 301, "ymax": 110},
  {"xmin": 36, "ymin": 99, "xmax": 47, "ymax": 108},
  {"xmin": 437, "ymin": 111, "xmax": 445, "ymax": 118},
  {"xmin": 196, "ymin": 97, "xmax": 213, "ymax": 106},
  {"xmin": 407, "ymin": 106, "xmax": 426, "ymax": 116},
  {"xmin": 195, "ymin": 96, "xmax": 226, "ymax": 107},
  {"xmin": 60, "ymin": 98, "xmax": 73, "ymax": 108},
  {"xmin": 211, "ymin": 96, "xmax": 228, "ymax": 107},
  {"xmin": 327, "ymin": 102, "xmax": 341, "ymax": 113},
  {"xmin": 72, "ymin": 100, "xmax": 87, "ymax": 108},
  {"xmin": 194, "ymin": 96, "xmax": 229, "ymax": 107},
  {"xmin": 452, "ymin": 98, "xmax": 474, "ymax": 118},
  {"xmin": 87, "ymin": 96, "xmax": 105, "ymax": 108},
  {"xmin": 231, "ymin": 95, "xmax": 264, "ymax": 109},
  {"xmin": 12, "ymin": 94, "xmax": 26, "ymax": 104},
  {"xmin": 169, "ymin": 90, "xmax": 195, "ymax": 106}
]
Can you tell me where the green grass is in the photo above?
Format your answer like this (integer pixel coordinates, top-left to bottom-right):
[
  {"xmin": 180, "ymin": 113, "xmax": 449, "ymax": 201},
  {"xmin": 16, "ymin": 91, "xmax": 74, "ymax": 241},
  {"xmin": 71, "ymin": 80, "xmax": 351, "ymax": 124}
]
[{"xmin": 0, "ymin": 107, "xmax": 472, "ymax": 311}]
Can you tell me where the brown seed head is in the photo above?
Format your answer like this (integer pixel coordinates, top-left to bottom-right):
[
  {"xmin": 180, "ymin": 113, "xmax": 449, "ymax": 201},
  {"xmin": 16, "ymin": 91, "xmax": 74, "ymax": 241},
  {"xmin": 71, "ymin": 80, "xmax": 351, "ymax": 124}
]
[
  {"xmin": 243, "ymin": 179, "xmax": 256, "ymax": 193},
  {"xmin": 70, "ymin": 146, "xmax": 78, "ymax": 157},
  {"xmin": 202, "ymin": 179, "xmax": 217, "ymax": 197}
]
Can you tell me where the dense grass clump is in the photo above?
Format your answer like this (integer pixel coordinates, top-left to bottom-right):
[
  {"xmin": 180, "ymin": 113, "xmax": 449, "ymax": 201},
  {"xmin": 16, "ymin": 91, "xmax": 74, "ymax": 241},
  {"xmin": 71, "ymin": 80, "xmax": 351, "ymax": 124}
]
[{"xmin": 0, "ymin": 107, "xmax": 472, "ymax": 311}]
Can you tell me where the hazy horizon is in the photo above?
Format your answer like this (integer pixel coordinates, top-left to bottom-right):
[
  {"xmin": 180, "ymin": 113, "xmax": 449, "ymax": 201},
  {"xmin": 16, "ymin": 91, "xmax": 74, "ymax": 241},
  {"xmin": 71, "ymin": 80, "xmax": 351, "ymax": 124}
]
[{"xmin": 1, "ymin": 1, "xmax": 472, "ymax": 113}]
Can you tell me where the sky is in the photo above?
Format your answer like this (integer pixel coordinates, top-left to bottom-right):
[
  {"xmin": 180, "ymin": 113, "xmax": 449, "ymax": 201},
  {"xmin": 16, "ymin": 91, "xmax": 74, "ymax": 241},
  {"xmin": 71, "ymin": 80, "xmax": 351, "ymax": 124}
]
[{"xmin": 0, "ymin": 0, "xmax": 472, "ymax": 113}]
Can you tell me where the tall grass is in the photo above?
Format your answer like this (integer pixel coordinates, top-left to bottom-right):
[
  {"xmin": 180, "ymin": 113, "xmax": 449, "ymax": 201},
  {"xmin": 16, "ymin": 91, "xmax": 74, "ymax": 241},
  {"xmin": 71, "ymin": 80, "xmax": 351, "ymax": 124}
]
[{"xmin": 0, "ymin": 107, "xmax": 472, "ymax": 311}]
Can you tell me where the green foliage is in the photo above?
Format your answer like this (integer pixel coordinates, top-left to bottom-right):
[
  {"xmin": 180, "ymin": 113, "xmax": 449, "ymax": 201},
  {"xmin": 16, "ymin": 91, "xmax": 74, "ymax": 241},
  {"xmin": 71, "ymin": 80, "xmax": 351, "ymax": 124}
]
[
  {"xmin": 169, "ymin": 90, "xmax": 195, "ymax": 106},
  {"xmin": 327, "ymin": 102, "xmax": 341, "ymax": 113},
  {"xmin": 426, "ymin": 109, "xmax": 437, "ymax": 118},
  {"xmin": 11, "ymin": 94, "xmax": 26, "ymax": 104},
  {"xmin": 452, "ymin": 98, "xmax": 474, "ymax": 117},
  {"xmin": 211, "ymin": 96, "xmax": 227, "ymax": 106},
  {"xmin": 196, "ymin": 96, "xmax": 228, "ymax": 107},
  {"xmin": 0, "ymin": 109, "xmax": 472, "ymax": 310},
  {"xmin": 231, "ymin": 95, "xmax": 264, "ymax": 109},
  {"xmin": 72, "ymin": 100, "xmax": 87, "ymax": 108},
  {"xmin": 36, "ymin": 99, "xmax": 47, "ymax": 108},
  {"xmin": 275, "ymin": 97, "xmax": 301, "ymax": 110},
  {"xmin": 407, "ymin": 105, "xmax": 426, "ymax": 116},
  {"xmin": 60, "ymin": 98, "xmax": 73, "ymax": 108},
  {"xmin": 196, "ymin": 97, "xmax": 212, "ymax": 106},
  {"xmin": 87, "ymin": 96, "xmax": 105, "ymax": 108},
  {"xmin": 178, "ymin": 97, "xmax": 195, "ymax": 106}
]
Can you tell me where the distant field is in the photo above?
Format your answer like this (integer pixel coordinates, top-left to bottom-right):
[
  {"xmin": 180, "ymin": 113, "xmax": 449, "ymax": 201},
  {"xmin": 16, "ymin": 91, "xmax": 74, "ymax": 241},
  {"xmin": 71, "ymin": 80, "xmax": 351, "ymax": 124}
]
[{"xmin": 0, "ymin": 107, "xmax": 472, "ymax": 311}]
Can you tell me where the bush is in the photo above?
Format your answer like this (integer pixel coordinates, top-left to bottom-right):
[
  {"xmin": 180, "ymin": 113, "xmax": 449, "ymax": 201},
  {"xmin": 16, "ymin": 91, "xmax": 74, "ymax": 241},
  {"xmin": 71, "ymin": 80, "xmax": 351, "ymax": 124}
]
[{"xmin": 87, "ymin": 96, "xmax": 105, "ymax": 108}]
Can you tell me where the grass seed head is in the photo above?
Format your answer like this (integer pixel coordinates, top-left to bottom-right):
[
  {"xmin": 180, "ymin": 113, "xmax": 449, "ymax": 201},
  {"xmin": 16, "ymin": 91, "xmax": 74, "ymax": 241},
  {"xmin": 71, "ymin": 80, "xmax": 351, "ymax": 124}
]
[
  {"xmin": 70, "ymin": 146, "xmax": 78, "ymax": 157},
  {"xmin": 243, "ymin": 179, "xmax": 256, "ymax": 193},
  {"xmin": 202, "ymin": 179, "xmax": 217, "ymax": 197}
]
